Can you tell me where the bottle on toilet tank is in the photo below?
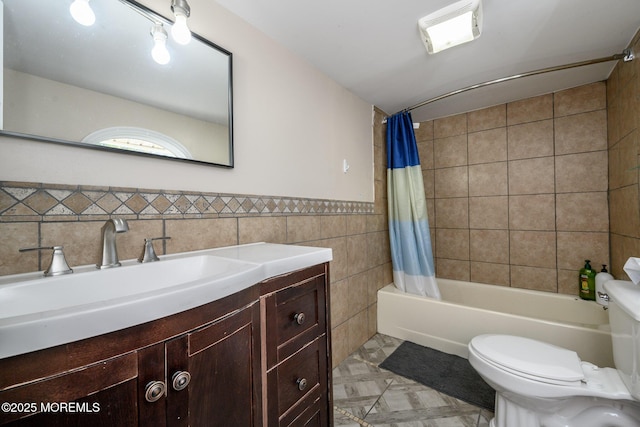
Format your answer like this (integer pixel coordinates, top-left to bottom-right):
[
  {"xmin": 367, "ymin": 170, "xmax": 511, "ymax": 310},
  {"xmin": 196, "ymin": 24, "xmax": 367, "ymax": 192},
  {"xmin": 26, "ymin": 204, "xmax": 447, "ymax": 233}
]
[
  {"xmin": 579, "ymin": 260, "xmax": 596, "ymax": 301},
  {"xmin": 595, "ymin": 265, "xmax": 614, "ymax": 306}
]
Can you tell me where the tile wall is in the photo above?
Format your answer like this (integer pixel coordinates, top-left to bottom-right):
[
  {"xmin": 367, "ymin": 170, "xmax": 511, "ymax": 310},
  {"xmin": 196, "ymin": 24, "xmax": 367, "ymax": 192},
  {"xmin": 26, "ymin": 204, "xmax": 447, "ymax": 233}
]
[
  {"xmin": 418, "ymin": 82, "xmax": 610, "ymax": 295},
  {"xmin": 608, "ymin": 30, "xmax": 640, "ymax": 280},
  {"xmin": 0, "ymin": 108, "xmax": 392, "ymax": 366}
]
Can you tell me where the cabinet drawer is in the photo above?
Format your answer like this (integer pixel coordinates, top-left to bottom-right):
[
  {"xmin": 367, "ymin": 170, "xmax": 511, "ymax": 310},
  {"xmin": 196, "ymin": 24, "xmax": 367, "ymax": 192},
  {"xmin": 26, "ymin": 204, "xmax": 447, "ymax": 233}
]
[
  {"xmin": 264, "ymin": 275, "xmax": 326, "ymax": 367},
  {"xmin": 267, "ymin": 337, "xmax": 328, "ymax": 425}
]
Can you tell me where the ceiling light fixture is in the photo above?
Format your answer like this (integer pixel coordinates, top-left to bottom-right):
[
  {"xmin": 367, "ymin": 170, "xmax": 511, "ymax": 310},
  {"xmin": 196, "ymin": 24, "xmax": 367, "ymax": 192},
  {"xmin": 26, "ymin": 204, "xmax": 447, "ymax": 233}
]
[
  {"xmin": 69, "ymin": 0, "xmax": 96, "ymax": 26},
  {"xmin": 151, "ymin": 23, "xmax": 171, "ymax": 65},
  {"xmin": 418, "ymin": 0, "xmax": 482, "ymax": 54},
  {"xmin": 171, "ymin": 0, "xmax": 192, "ymax": 45}
]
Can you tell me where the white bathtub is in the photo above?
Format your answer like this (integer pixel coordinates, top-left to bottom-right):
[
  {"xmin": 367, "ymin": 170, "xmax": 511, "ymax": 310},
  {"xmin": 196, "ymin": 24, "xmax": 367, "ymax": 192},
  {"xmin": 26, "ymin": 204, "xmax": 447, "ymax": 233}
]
[{"xmin": 377, "ymin": 278, "xmax": 613, "ymax": 367}]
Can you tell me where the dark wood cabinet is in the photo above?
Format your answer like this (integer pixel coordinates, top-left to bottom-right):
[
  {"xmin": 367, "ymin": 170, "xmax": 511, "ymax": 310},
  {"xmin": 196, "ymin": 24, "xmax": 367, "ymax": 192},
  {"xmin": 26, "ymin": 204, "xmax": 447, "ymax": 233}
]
[
  {"xmin": 0, "ymin": 286, "xmax": 261, "ymax": 427},
  {"xmin": 0, "ymin": 263, "xmax": 331, "ymax": 427},
  {"xmin": 261, "ymin": 263, "xmax": 332, "ymax": 427}
]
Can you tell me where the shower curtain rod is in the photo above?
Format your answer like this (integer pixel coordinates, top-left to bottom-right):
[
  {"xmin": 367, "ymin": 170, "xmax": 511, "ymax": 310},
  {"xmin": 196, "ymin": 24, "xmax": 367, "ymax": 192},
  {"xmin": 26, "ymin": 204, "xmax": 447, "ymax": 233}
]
[{"xmin": 392, "ymin": 48, "xmax": 634, "ymax": 117}]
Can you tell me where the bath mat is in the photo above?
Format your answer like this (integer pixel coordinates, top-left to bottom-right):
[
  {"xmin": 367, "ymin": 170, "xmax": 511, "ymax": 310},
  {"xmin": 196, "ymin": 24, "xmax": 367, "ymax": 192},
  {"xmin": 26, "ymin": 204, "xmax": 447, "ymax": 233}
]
[{"xmin": 380, "ymin": 341, "xmax": 495, "ymax": 411}]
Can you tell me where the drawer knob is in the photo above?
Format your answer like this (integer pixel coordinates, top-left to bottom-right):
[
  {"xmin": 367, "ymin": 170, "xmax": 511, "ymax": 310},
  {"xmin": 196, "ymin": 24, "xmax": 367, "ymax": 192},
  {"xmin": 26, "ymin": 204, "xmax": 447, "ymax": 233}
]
[
  {"xmin": 172, "ymin": 370, "xmax": 191, "ymax": 391},
  {"xmin": 296, "ymin": 377, "xmax": 308, "ymax": 391},
  {"xmin": 145, "ymin": 380, "xmax": 166, "ymax": 403},
  {"xmin": 293, "ymin": 312, "xmax": 306, "ymax": 325}
]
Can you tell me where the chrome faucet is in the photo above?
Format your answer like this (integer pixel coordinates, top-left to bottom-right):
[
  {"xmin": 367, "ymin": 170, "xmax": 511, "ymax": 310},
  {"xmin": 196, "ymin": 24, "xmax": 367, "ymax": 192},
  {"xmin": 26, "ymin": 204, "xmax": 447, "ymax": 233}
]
[{"xmin": 97, "ymin": 218, "xmax": 129, "ymax": 269}]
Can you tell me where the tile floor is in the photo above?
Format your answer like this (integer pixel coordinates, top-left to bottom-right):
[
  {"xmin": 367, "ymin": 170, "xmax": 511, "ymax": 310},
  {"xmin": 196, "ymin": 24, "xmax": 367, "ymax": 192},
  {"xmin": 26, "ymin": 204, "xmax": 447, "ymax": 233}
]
[{"xmin": 332, "ymin": 334, "xmax": 493, "ymax": 427}]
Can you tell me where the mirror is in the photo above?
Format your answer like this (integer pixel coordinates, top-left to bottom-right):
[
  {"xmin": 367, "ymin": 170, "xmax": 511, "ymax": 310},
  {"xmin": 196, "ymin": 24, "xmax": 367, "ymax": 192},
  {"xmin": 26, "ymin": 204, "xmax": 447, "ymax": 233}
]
[{"xmin": 1, "ymin": 0, "xmax": 234, "ymax": 167}]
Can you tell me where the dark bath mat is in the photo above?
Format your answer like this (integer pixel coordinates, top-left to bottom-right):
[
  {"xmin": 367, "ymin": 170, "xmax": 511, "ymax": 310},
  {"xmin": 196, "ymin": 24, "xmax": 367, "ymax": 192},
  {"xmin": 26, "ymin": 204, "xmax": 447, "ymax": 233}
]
[{"xmin": 380, "ymin": 341, "xmax": 495, "ymax": 411}]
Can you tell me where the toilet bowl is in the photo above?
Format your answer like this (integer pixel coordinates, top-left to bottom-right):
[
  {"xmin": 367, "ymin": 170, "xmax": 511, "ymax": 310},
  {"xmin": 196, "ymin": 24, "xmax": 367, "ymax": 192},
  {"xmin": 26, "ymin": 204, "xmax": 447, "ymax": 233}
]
[{"xmin": 468, "ymin": 280, "xmax": 640, "ymax": 427}]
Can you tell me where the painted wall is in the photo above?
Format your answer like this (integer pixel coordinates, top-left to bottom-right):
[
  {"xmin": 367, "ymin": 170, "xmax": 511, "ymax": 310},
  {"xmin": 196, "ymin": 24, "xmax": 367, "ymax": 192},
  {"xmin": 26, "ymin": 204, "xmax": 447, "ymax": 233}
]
[{"xmin": 0, "ymin": 0, "xmax": 374, "ymax": 203}]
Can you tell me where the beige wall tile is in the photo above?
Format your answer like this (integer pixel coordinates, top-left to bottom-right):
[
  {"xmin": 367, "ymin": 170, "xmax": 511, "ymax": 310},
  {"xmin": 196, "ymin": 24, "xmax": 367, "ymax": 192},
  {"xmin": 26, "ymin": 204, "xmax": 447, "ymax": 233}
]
[
  {"xmin": 434, "ymin": 134, "xmax": 468, "ymax": 167},
  {"xmin": 610, "ymin": 185, "xmax": 640, "ymax": 237},
  {"xmin": 347, "ymin": 233, "xmax": 368, "ymax": 276},
  {"xmin": 470, "ymin": 229, "xmax": 509, "ymax": 264},
  {"xmin": 509, "ymin": 157, "xmax": 555, "ymax": 195},
  {"xmin": 435, "ymin": 198, "xmax": 469, "ymax": 229},
  {"xmin": 417, "ymin": 139, "xmax": 434, "ymax": 169},
  {"xmin": 470, "ymin": 261, "xmax": 510, "ymax": 286},
  {"xmin": 468, "ymin": 104, "xmax": 506, "ymax": 132},
  {"xmin": 509, "ymin": 231, "xmax": 556, "ymax": 268},
  {"xmin": 166, "ymin": 218, "xmax": 237, "ymax": 253},
  {"xmin": 330, "ymin": 321, "xmax": 350, "ymax": 368},
  {"xmin": 434, "ymin": 166, "xmax": 468, "ymax": 198},
  {"xmin": 558, "ymin": 269, "xmax": 579, "ymax": 296},
  {"xmin": 555, "ymin": 110, "xmax": 607, "ymax": 155},
  {"xmin": 507, "ymin": 120, "xmax": 554, "ymax": 160},
  {"xmin": 435, "ymin": 258, "xmax": 470, "ymax": 281},
  {"xmin": 556, "ymin": 231, "xmax": 609, "ymax": 271},
  {"xmin": 348, "ymin": 272, "xmax": 370, "ymax": 314},
  {"xmin": 609, "ymin": 130, "xmax": 639, "ymax": 190},
  {"xmin": 435, "ymin": 228, "xmax": 469, "ymax": 260},
  {"xmin": 238, "ymin": 216, "xmax": 287, "ymax": 244},
  {"xmin": 423, "ymin": 169, "xmax": 435, "ymax": 198},
  {"xmin": 554, "ymin": 82, "xmax": 606, "ymax": 117},
  {"xmin": 320, "ymin": 215, "xmax": 348, "ymax": 239},
  {"xmin": 434, "ymin": 113, "xmax": 467, "ymax": 138},
  {"xmin": 468, "ymin": 128, "xmax": 507, "ymax": 165},
  {"xmin": 507, "ymin": 94, "xmax": 553, "ymax": 125},
  {"xmin": 347, "ymin": 214, "xmax": 368, "ymax": 235},
  {"xmin": 511, "ymin": 265, "xmax": 557, "ymax": 292},
  {"xmin": 415, "ymin": 120, "xmax": 434, "ymax": 141},
  {"xmin": 0, "ymin": 222, "xmax": 38, "ymax": 275},
  {"xmin": 287, "ymin": 215, "xmax": 322, "ymax": 243},
  {"xmin": 330, "ymin": 278, "xmax": 351, "ymax": 326},
  {"xmin": 469, "ymin": 162, "xmax": 508, "ymax": 196},
  {"xmin": 469, "ymin": 196, "xmax": 508, "ymax": 229},
  {"xmin": 556, "ymin": 192, "xmax": 609, "ymax": 232},
  {"xmin": 555, "ymin": 152, "xmax": 608, "ymax": 193},
  {"xmin": 347, "ymin": 309, "xmax": 370, "ymax": 354},
  {"xmin": 509, "ymin": 194, "xmax": 555, "ymax": 231}
]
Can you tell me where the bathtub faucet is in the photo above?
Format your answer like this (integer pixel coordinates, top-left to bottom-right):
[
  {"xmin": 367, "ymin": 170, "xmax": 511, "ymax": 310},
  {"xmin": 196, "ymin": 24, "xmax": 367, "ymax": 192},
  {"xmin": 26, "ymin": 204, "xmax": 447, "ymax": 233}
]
[{"xmin": 97, "ymin": 218, "xmax": 129, "ymax": 269}]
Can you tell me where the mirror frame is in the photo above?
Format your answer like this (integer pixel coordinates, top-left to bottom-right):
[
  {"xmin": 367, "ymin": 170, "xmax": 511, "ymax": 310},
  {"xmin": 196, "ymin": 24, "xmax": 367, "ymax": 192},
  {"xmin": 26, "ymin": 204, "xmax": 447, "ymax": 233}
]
[{"xmin": 1, "ymin": 0, "xmax": 234, "ymax": 168}]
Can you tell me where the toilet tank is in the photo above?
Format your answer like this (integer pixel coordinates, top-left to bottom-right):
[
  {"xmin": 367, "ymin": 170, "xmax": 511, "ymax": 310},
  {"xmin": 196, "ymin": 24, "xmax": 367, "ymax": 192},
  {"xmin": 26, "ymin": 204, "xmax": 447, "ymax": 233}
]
[{"xmin": 605, "ymin": 280, "xmax": 640, "ymax": 400}]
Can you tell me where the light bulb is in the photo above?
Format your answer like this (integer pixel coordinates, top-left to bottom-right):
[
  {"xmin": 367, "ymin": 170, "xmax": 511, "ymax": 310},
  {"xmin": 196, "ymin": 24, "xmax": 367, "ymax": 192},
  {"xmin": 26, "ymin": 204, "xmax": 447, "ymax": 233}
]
[
  {"xmin": 70, "ymin": 0, "xmax": 96, "ymax": 26},
  {"xmin": 171, "ymin": 13, "xmax": 192, "ymax": 45},
  {"xmin": 151, "ymin": 24, "xmax": 171, "ymax": 65}
]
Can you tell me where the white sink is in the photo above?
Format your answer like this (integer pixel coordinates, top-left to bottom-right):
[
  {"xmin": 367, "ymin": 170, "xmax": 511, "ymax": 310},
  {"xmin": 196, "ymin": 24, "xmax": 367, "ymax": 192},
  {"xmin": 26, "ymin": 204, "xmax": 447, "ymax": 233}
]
[
  {"xmin": 0, "ymin": 243, "xmax": 331, "ymax": 359},
  {"xmin": 0, "ymin": 251, "xmax": 263, "ymax": 358}
]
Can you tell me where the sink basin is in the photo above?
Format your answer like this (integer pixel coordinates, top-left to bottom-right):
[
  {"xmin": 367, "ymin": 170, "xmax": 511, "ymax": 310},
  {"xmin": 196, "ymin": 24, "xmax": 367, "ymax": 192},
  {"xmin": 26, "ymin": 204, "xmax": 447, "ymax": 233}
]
[
  {"xmin": 0, "ymin": 242, "xmax": 332, "ymax": 359},
  {"xmin": 0, "ymin": 251, "xmax": 263, "ymax": 358}
]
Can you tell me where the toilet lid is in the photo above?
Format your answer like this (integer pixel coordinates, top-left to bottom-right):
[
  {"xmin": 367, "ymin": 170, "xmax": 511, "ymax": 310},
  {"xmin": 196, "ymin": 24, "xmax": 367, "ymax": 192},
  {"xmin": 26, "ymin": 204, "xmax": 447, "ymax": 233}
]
[{"xmin": 470, "ymin": 334, "xmax": 585, "ymax": 383}]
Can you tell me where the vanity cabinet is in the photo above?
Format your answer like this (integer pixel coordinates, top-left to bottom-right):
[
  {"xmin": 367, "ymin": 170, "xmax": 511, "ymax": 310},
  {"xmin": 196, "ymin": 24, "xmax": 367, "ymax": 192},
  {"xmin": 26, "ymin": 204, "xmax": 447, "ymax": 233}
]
[
  {"xmin": 0, "ymin": 262, "xmax": 331, "ymax": 427},
  {"xmin": 0, "ymin": 286, "xmax": 262, "ymax": 427},
  {"xmin": 260, "ymin": 263, "xmax": 332, "ymax": 427}
]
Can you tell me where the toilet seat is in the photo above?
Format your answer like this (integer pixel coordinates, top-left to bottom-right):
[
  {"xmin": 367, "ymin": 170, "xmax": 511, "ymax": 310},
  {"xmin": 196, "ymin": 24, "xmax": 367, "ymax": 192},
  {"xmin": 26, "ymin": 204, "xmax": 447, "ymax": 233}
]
[{"xmin": 470, "ymin": 334, "xmax": 584, "ymax": 386}]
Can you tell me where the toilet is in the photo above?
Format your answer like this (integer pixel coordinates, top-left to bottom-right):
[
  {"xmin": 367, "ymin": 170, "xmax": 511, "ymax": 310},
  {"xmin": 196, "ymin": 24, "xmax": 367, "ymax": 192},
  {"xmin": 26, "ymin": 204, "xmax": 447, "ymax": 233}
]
[{"xmin": 468, "ymin": 280, "xmax": 640, "ymax": 427}]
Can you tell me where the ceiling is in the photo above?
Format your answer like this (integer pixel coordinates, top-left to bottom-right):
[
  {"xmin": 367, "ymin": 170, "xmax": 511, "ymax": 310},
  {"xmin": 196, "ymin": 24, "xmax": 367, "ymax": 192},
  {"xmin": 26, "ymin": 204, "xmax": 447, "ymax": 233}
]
[{"xmin": 216, "ymin": 0, "xmax": 640, "ymax": 122}]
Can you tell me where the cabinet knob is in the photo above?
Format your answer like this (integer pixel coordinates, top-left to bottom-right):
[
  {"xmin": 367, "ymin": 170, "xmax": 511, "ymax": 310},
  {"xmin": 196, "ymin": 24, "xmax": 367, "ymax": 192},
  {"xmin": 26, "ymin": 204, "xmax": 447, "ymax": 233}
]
[
  {"xmin": 293, "ymin": 312, "xmax": 306, "ymax": 325},
  {"xmin": 172, "ymin": 370, "xmax": 191, "ymax": 391},
  {"xmin": 296, "ymin": 377, "xmax": 308, "ymax": 391},
  {"xmin": 145, "ymin": 381, "xmax": 166, "ymax": 403}
]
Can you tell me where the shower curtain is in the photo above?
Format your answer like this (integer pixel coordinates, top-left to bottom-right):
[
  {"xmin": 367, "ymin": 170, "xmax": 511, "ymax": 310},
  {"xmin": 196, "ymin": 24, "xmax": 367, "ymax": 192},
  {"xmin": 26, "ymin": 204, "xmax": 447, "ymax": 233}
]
[{"xmin": 386, "ymin": 112, "xmax": 441, "ymax": 299}]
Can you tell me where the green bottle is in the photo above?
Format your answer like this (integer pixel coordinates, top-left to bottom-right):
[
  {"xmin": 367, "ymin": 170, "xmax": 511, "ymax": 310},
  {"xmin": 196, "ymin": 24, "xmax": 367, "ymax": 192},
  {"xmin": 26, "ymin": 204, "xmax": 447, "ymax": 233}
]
[{"xmin": 579, "ymin": 259, "xmax": 596, "ymax": 300}]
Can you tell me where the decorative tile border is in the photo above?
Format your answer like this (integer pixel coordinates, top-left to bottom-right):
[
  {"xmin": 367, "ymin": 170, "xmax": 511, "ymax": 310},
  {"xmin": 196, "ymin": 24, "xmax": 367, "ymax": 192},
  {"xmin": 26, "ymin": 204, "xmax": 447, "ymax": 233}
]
[{"xmin": 0, "ymin": 181, "xmax": 374, "ymax": 222}]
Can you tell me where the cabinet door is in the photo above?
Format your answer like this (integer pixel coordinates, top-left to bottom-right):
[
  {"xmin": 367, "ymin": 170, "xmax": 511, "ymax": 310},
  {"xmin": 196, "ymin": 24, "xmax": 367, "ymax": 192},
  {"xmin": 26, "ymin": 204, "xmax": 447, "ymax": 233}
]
[
  {"xmin": 0, "ymin": 353, "xmax": 139, "ymax": 426},
  {"xmin": 166, "ymin": 302, "xmax": 262, "ymax": 427}
]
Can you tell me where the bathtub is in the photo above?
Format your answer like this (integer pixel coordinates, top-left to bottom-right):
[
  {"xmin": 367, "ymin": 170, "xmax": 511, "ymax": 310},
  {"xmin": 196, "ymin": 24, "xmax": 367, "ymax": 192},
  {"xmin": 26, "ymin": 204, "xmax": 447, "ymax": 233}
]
[{"xmin": 377, "ymin": 278, "xmax": 613, "ymax": 367}]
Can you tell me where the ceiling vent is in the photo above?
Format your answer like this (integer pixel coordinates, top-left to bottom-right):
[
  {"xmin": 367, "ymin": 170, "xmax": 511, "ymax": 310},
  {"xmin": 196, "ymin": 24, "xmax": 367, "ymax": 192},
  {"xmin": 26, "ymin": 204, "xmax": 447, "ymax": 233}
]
[{"xmin": 418, "ymin": 0, "xmax": 482, "ymax": 54}]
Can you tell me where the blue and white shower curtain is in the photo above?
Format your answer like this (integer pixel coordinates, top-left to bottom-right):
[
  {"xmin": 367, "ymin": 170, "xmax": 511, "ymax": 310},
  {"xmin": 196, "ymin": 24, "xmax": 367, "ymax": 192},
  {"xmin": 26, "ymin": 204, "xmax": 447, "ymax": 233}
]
[{"xmin": 386, "ymin": 112, "xmax": 441, "ymax": 299}]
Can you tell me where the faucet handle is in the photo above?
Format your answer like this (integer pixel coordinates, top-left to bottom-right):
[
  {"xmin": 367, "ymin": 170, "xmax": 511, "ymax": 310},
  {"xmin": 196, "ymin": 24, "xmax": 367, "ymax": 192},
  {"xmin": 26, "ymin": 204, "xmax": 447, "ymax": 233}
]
[
  {"xmin": 138, "ymin": 237, "xmax": 171, "ymax": 263},
  {"xmin": 20, "ymin": 245, "xmax": 74, "ymax": 277}
]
